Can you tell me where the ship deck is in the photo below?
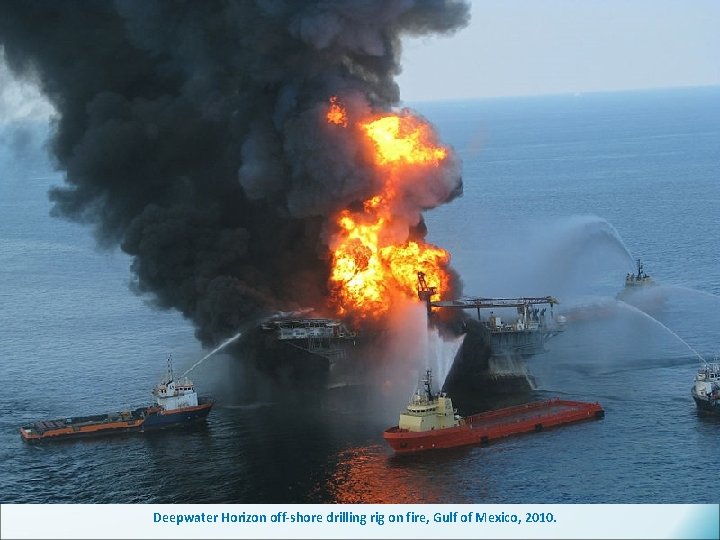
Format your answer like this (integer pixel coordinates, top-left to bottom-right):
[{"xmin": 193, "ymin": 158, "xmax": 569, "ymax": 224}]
[
  {"xmin": 22, "ymin": 409, "xmax": 146, "ymax": 433},
  {"xmin": 384, "ymin": 398, "xmax": 604, "ymax": 453},
  {"xmin": 464, "ymin": 399, "xmax": 598, "ymax": 428},
  {"xmin": 20, "ymin": 398, "xmax": 214, "ymax": 441}
]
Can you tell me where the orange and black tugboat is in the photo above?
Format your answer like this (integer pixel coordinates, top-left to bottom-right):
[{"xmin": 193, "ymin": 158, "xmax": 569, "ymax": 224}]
[
  {"xmin": 19, "ymin": 355, "xmax": 213, "ymax": 442},
  {"xmin": 383, "ymin": 370, "xmax": 604, "ymax": 453}
]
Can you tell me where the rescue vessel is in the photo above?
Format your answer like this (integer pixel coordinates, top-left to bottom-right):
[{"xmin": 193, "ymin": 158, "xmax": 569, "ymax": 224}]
[
  {"xmin": 624, "ymin": 259, "xmax": 654, "ymax": 289},
  {"xmin": 19, "ymin": 355, "xmax": 213, "ymax": 442},
  {"xmin": 383, "ymin": 370, "xmax": 604, "ymax": 453},
  {"xmin": 691, "ymin": 360, "xmax": 720, "ymax": 414}
]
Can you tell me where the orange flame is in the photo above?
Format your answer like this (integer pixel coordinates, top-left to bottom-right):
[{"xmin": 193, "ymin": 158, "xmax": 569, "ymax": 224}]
[
  {"xmin": 362, "ymin": 115, "xmax": 447, "ymax": 166},
  {"xmin": 325, "ymin": 98, "xmax": 451, "ymax": 319},
  {"xmin": 326, "ymin": 96, "xmax": 348, "ymax": 127}
]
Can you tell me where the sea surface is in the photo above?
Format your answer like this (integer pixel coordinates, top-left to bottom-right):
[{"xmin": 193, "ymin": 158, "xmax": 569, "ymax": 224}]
[{"xmin": 1, "ymin": 87, "xmax": 719, "ymax": 504}]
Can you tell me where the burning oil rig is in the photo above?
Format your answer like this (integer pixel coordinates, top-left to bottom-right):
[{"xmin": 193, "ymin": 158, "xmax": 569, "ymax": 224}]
[
  {"xmin": 250, "ymin": 273, "xmax": 565, "ymax": 400},
  {"xmin": 417, "ymin": 272, "xmax": 566, "ymax": 409},
  {"xmin": 417, "ymin": 272, "xmax": 564, "ymax": 358},
  {"xmin": 250, "ymin": 315, "xmax": 366, "ymax": 389}
]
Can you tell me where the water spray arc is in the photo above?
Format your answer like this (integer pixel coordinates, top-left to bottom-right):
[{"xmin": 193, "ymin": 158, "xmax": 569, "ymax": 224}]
[
  {"xmin": 616, "ymin": 300, "xmax": 705, "ymax": 363},
  {"xmin": 181, "ymin": 331, "xmax": 243, "ymax": 378},
  {"xmin": 663, "ymin": 285, "xmax": 720, "ymax": 304}
]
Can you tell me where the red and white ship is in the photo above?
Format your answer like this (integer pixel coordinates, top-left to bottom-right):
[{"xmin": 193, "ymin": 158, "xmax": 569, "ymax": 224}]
[{"xmin": 383, "ymin": 370, "xmax": 604, "ymax": 453}]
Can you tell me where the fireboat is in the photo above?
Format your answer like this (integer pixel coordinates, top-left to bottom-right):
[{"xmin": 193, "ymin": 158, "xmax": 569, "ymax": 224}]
[
  {"xmin": 625, "ymin": 259, "xmax": 654, "ymax": 289},
  {"xmin": 383, "ymin": 369, "xmax": 604, "ymax": 453},
  {"xmin": 691, "ymin": 359, "xmax": 720, "ymax": 414},
  {"xmin": 19, "ymin": 355, "xmax": 213, "ymax": 442}
]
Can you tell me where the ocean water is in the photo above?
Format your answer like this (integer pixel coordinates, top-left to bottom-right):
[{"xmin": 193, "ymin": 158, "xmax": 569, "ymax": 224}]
[{"xmin": 1, "ymin": 87, "xmax": 719, "ymax": 504}]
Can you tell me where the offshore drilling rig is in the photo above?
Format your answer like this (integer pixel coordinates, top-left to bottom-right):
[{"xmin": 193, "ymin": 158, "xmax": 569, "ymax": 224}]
[
  {"xmin": 417, "ymin": 271, "xmax": 564, "ymax": 358},
  {"xmin": 251, "ymin": 316, "xmax": 363, "ymax": 388},
  {"xmin": 246, "ymin": 272, "xmax": 565, "ymax": 397},
  {"xmin": 417, "ymin": 272, "xmax": 566, "ymax": 410}
]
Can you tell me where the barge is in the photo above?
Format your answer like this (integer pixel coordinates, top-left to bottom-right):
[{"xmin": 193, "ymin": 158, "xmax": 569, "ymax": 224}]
[
  {"xmin": 383, "ymin": 370, "xmax": 604, "ymax": 453},
  {"xmin": 19, "ymin": 355, "xmax": 213, "ymax": 442}
]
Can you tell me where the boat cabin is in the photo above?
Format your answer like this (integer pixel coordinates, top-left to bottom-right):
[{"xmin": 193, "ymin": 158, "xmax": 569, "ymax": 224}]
[
  {"xmin": 696, "ymin": 363, "xmax": 720, "ymax": 382},
  {"xmin": 398, "ymin": 370, "xmax": 460, "ymax": 432},
  {"xmin": 152, "ymin": 355, "xmax": 199, "ymax": 411}
]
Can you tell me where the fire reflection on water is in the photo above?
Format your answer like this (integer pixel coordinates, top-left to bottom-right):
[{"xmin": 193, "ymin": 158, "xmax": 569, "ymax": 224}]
[{"xmin": 316, "ymin": 445, "xmax": 475, "ymax": 504}]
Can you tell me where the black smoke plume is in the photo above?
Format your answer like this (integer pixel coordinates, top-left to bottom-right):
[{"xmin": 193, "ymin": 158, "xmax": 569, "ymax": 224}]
[{"xmin": 0, "ymin": 1, "xmax": 469, "ymax": 344}]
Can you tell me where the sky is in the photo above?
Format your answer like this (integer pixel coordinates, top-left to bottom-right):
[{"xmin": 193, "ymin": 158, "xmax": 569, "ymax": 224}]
[
  {"xmin": 0, "ymin": 58, "xmax": 54, "ymax": 121},
  {"xmin": 397, "ymin": 0, "xmax": 720, "ymax": 101}
]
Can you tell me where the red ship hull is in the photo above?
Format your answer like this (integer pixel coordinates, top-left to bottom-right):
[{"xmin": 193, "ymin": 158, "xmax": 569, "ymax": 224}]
[{"xmin": 384, "ymin": 398, "xmax": 604, "ymax": 453}]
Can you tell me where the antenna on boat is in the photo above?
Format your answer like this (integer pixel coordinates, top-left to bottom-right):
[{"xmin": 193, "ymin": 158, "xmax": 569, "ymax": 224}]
[
  {"xmin": 167, "ymin": 353, "xmax": 175, "ymax": 382},
  {"xmin": 423, "ymin": 369, "xmax": 433, "ymax": 401}
]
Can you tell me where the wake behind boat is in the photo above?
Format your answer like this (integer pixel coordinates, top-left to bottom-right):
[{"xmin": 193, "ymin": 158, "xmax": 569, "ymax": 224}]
[{"xmin": 19, "ymin": 355, "xmax": 213, "ymax": 442}]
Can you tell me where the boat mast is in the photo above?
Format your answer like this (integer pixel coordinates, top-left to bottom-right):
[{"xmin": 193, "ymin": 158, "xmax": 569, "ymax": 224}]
[
  {"xmin": 166, "ymin": 353, "xmax": 175, "ymax": 382},
  {"xmin": 423, "ymin": 369, "xmax": 433, "ymax": 401}
]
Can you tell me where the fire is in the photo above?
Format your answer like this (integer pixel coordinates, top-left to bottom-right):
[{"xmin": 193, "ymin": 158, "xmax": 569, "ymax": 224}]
[
  {"xmin": 326, "ymin": 97, "xmax": 451, "ymax": 318},
  {"xmin": 362, "ymin": 116, "xmax": 447, "ymax": 166},
  {"xmin": 326, "ymin": 96, "xmax": 348, "ymax": 127}
]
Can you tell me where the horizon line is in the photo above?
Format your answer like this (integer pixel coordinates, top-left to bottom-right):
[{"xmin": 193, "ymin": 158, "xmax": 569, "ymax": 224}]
[{"xmin": 400, "ymin": 83, "xmax": 720, "ymax": 105}]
